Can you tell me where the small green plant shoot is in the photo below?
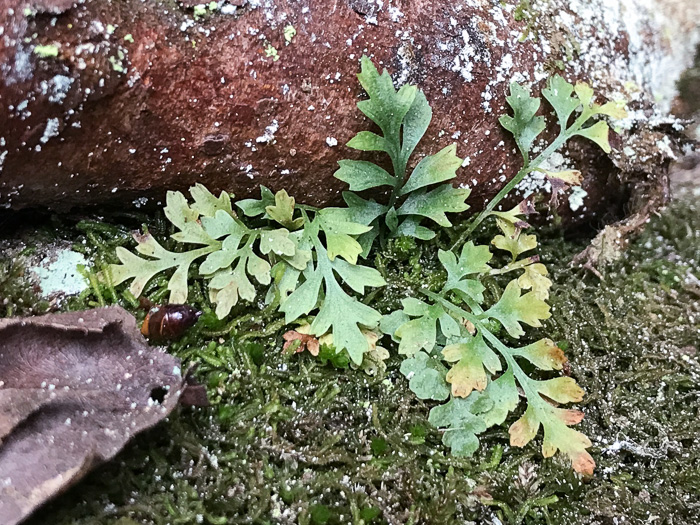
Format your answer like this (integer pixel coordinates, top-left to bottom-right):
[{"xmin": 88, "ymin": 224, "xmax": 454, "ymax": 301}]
[{"xmin": 108, "ymin": 56, "xmax": 625, "ymax": 475}]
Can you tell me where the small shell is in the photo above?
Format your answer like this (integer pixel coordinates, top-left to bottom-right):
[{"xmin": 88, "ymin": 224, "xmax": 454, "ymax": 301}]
[{"xmin": 141, "ymin": 304, "xmax": 201, "ymax": 341}]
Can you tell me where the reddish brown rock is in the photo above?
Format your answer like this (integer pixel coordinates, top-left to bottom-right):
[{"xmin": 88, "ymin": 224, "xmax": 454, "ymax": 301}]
[{"xmin": 0, "ymin": 0, "xmax": 691, "ymax": 224}]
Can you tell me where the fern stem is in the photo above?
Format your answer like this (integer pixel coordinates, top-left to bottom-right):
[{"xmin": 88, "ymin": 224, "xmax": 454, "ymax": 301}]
[
  {"xmin": 382, "ymin": 144, "xmax": 406, "ymax": 244},
  {"xmin": 450, "ymin": 112, "xmax": 591, "ymax": 252},
  {"xmin": 422, "ymin": 291, "xmax": 542, "ymax": 401},
  {"xmin": 296, "ymin": 204, "xmax": 320, "ymax": 214},
  {"xmin": 423, "ymin": 290, "xmax": 560, "ymax": 432},
  {"xmin": 489, "ymin": 256, "xmax": 539, "ymax": 276},
  {"xmin": 386, "ymin": 145, "xmax": 405, "ymax": 212}
]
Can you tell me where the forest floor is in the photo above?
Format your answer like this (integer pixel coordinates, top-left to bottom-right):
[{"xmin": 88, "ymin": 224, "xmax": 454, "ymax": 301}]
[{"xmin": 1, "ymin": 178, "xmax": 699, "ymax": 525}]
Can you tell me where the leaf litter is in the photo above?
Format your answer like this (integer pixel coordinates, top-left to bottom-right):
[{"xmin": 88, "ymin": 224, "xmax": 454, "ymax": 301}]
[{"xmin": 0, "ymin": 306, "xmax": 203, "ymax": 525}]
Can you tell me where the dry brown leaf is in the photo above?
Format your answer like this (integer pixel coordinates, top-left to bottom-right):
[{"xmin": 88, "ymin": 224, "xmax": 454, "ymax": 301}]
[
  {"xmin": 282, "ymin": 330, "xmax": 320, "ymax": 356},
  {"xmin": 0, "ymin": 307, "xmax": 193, "ymax": 525},
  {"xmin": 542, "ymin": 169, "xmax": 583, "ymax": 208}
]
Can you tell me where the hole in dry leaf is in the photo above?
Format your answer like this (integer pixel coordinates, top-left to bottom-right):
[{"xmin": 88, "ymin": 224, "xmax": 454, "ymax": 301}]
[{"xmin": 149, "ymin": 386, "xmax": 168, "ymax": 404}]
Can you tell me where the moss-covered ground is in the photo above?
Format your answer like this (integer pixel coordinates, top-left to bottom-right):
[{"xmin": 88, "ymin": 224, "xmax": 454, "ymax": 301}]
[{"xmin": 1, "ymin": 185, "xmax": 699, "ymax": 525}]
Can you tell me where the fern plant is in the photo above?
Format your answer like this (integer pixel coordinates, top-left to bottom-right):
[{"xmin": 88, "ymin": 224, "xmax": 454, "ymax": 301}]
[
  {"xmin": 452, "ymin": 75, "xmax": 626, "ymax": 245},
  {"xmin": 335, "ymin": 57, "xmax": 469, "ymax": 253},
  {"xmin": 109, "ymin": 186, "xmax": 386, "ymax": 364},
  {"xmin": 379, "ymin": 73, "xmax": 624, "ymax": 476},
  {"xmin": 385, "ymin": 229, "xmax": 594, "ymax": 474},
  {"xmin": 107, "ymin": 57, "xmax": 625, "ymax": 476}
]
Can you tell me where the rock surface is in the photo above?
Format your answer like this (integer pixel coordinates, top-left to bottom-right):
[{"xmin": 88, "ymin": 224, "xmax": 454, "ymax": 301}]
[{"xmin": 0, "ymin": 0, "xmax": 696, "ymax": 222}]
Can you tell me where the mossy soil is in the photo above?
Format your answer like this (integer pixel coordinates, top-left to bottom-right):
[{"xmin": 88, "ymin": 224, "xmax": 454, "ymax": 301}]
[{"xmin": 1, "ymin": 187, "xmax": 699, "ymax": 525}]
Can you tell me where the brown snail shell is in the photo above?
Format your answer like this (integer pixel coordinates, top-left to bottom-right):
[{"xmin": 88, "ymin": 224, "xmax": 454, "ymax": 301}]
[{"xmin": 141, "ymin": 304, "xmax": 201, "ymax": 341}]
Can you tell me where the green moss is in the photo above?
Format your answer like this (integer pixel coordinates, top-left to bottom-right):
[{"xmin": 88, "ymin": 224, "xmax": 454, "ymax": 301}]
[
  {"xmin": 514, "ymin": 0, "xmax": 532, "ymax": 22},
  {"xmin": 0, "ymin": 257, "xmax": 49, "ymax": 317},
  {"xmin": 264, "ymin": 43, "xmax": 280, "ymax": 62},
  {"xmin": 4, "ymin": 190, "xmax": 698, "ymax": 524}
]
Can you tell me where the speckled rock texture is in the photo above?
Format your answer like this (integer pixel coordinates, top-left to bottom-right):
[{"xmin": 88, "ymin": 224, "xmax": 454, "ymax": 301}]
[{"xmin": 0, "ymin": 0, "xmax": 696, "ymax": 222}]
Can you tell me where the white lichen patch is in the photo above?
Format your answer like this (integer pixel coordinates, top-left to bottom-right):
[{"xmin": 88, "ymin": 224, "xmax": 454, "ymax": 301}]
[
  {"xmin": 516, "ymin": 170, "xmax": 551, "ymax": 199},
  {"xmin": 532, "ymin": 0, "xmax": 698, "ymax": 115},
  {"xmin": 420, "ymin": 0, "xmax": 699, "ymax": 174},
  {"xmin": 40, "ymin": 74, "xmax": 74, "ymax": 104},
  {"xmin": 30, "ymin": 248, "xmax": 88, "ymax": 297},
  {"xmin": 568, "ymin": 186, "xmax": 588, "ymax": 212},
  {"xmin": 449, "ymin": 26, "xmax": 491, "ymax": 82},
  {"xmin": 2, "ymin": 44, "xmax": 33, "ymax": 85}
]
